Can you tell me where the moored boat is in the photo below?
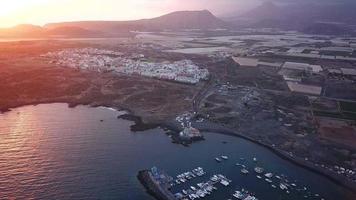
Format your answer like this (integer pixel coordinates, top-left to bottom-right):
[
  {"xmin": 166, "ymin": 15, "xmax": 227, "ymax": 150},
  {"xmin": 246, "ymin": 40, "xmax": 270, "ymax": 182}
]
[
  {"xmin": 254, "ymin": 167, "xmax": 264, "ymax": 174},
  {"xmin": 241, "ymin": 168, "xmax": 249, "ymax": 174}
]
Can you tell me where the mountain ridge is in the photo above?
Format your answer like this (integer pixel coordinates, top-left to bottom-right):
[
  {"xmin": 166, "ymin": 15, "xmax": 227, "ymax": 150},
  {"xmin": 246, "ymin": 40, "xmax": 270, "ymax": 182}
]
[
  {"xmin": 0, "ymin": 10, "xmax": 226, "ymax": 38},
  {"xmin": 44, "ymin": 10, "xmax": 228, "ymax": 32}
]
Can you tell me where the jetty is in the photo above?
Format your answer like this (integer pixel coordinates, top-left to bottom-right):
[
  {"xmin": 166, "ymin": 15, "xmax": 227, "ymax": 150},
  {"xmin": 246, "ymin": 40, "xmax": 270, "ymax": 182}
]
[{"xmin": 138, "ymin": 167, "xmax": 176, "ymax": 200}]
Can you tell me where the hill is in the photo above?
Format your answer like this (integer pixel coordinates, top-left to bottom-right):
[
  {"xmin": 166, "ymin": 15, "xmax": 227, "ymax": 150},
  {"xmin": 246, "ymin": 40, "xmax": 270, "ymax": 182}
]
[
  {"xmin": 44, "ymin": 26, "xmax": 105, "ymax": 37},
  {"xmin": 44, "ymin": 10, "xmax": 227, "ymax": 32},
  {"xmin": 0, "ymin": 10, "xmax": 227, "ymax": 38},
  {"xmin": 0, "ymin": 24, "xmax": 45, "ymax": 38},
  {"xmin": 140, "ymin": 10, "xmax": 227, "ymax": 30},
  {"xmin": 230, "ymin": 2, "xmax": 356, "ymax": 35}
]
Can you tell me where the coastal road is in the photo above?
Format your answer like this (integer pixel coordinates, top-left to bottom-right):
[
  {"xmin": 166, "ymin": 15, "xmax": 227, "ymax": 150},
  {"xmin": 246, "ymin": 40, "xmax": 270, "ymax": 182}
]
[{"xmin": 192, "ymin": 75, "xmax": 216, "ymax": 113}]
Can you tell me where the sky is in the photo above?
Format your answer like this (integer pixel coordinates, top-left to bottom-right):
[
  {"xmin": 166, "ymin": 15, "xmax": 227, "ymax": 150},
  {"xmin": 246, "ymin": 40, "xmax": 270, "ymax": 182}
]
[
  {"xmin": 0, "ymin": 0, "xmax": 352, "ymax": 28},
  {"xmin": 0, "ymin": 0, "xmax": 261, "ymax": 28}
]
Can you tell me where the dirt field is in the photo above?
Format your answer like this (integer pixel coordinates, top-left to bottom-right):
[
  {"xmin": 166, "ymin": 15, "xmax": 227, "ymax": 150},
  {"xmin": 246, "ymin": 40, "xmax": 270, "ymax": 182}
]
[
  {"xmin": 317, "ymin": 117, "xmax": 356, "ymax": 149},
  {"xmin": 0, "ymin": 41, "xmax": 200, "ymax": 123}
]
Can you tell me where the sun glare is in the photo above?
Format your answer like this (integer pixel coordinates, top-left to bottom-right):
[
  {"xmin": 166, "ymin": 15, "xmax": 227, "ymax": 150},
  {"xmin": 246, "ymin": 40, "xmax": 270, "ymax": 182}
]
[
  {"xmin": 0, "ymin": 2, "xmax": 23, "ymax": 16},
  {"xmin": 0, "ymin": 0, "xmax": 51, "ymax": 27}
]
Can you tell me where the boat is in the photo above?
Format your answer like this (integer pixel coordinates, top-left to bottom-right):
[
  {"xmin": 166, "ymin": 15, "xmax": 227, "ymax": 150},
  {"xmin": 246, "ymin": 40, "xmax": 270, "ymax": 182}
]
[
  {"xmin": 280, "ymin": 183, "xmax": 288, "ymax": 190},
  {"xmin": 220, "ymin": 180, "xmax": 230, "ymax": 186},
  {"xmin": 265, "ymin": 173, "xmax": 273, "ymax": 178},
  {"xmin": 265, "ymin": 178, "xmax": 273, "ymax": 183},
  {"xmin": 254, "ymin": 167, "xmax": 264, "ymax": 174},
  {"xmin": 253, "ymin": 157, "xmax": 257, "ymax": 162},
  {"xmin": 256, "ymin": 175, "xmax": 262, "ymax": 179},
  {"xmin": 233, "ymin": 191, "xmax": 245, "ymax": 199},
  {"xmin": 271, "ymin": 184, "xmax": 277, "ymax": 188},
  {"xmin": 215, "ymin": 158, "xmax": 222, "ymax": 162},
  {"xmin": 244, "ymin": 194, "xmax": 258, "ymax": 200},
  {"xmin": 241, "ymin": 168, "xmax": 249, "ymax": 174},
  {"xmin": 221, "ymin": 155, "xmax": 228, "ymax": 160},
  {"xmin": 211, "ymin": 175, "xmax": 218, "ymax": 182}
]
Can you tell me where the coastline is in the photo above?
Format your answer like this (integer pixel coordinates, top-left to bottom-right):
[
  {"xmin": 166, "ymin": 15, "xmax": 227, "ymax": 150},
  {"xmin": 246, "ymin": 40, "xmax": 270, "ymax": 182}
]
[
  {"xmin": 1, "ymin": 102, "xmax": 356, "ymax": 196},
  {"xmin": 162, "ymin": 120, "xmax": 356, "ymax": 195}
]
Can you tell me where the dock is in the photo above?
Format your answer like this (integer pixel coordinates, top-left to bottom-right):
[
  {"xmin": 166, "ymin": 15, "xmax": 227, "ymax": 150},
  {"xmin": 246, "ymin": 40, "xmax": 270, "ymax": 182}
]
[{"xmin": 137, "ymin": 167, "xmax": 177, "ymax": 200}]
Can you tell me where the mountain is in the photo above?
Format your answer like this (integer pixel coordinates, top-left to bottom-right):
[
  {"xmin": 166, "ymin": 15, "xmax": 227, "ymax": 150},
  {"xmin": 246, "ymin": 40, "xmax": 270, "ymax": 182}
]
[
  {"xmin": 241, "ymin": 2, "xmax": 282, "ymax": 21},
  {"xmin": 44, "ymin": 26, "xmax": 104, "ymax": 37},
  {"xmin": 230, "ymin": 2, "xmax": 356, "ymax": 35},
  {"xmin": 44, "ymin": 10, "xmax": 228, "ymax": 32},
  {"xmin": 0, "ymin": 10, "xmax": 227, "ymax": 38},
  {"xmin": 139, "ymin": 10, "xmax": 227, "ymax": 30},
  {"xmin": 241, "ymin": 2, "xmax": 356, "ymax": 24},
  {"xmin": 44, "ymin": 21, "xmax": 137, "ymax": 33},
  {"xmin": 0, "ymin": 24, "xmax": 112, "ymax": 38},
  {"xmin": 0, "ymin": 24, "xmax": 45, "ymax": 38}
]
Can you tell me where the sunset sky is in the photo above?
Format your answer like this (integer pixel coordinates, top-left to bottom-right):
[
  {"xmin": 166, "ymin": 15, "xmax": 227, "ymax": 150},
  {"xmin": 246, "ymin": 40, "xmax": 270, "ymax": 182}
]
[{"xmin": 0, "ymin": 0, "xmax": 262, "ymax": 28}]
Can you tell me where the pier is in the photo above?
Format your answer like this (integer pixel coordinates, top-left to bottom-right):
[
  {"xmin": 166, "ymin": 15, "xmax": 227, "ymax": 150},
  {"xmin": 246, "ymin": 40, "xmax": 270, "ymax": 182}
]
[
  {"xmin": 138, "ymin": 166, "xmax": 232, "ymax": 200},
  {"xmin": 137, "ymin": 167, "xmax": 176, "ymax": 200}
]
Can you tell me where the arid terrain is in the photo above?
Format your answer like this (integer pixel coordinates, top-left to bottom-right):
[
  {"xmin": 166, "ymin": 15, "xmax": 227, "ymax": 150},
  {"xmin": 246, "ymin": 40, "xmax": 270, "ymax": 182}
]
[
  {"xmin": 0, "ymin": 41, "xmax": 201, "ymax": 123},
  {"xmin": 1, "ymin": 33, "xmax": 356, "ymax": 195}
]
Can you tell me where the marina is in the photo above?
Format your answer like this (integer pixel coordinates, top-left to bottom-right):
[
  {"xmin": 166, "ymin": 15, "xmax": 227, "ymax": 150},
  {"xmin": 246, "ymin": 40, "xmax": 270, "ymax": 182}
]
[{"xmin": 142, "ymin": 155, "xmax": 342, "ymax": 200}]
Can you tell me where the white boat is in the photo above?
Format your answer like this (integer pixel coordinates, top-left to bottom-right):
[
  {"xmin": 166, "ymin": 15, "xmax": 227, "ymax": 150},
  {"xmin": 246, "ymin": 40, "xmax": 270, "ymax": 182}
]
[
  {"xmin": 220, "ymin": 180, "xmax": 230, "ymax": 186},
  {"xmin": 265, "ymin": 173, "xmax": 273, "ymax": 178},
  {"xmin": 253, "ymin": 157, "xmax": 257, "ymax": 162},
  {"xmin": 221, "ymin": 155, "xmax": 229, "ymax": 160},
  {"xmin": 256, "ymin": 175, "xmax": 262, "ymax": 179},
  {"xmin": 241, "ymin": 168, "xmax": 249, "ymax": 174},
  {"xmin": 211, "ymin": 175, "xmax": 218, "ymax": 182},
  {"xmin": 233, "ymin": 191, "xmax": 245, "ymax": 199},
  {"xmin": 244, "ymin": 195, "xmax": 258, "ymax": 200},
  {"xmin": 280, "ymin": 183, "xmax": 288, "ymax": 190},
  {"xmin": 254, "ymin": 167, "xmax": 264, "ymax": 174},
  {"xmin": 215, "ymin": 158, "xmax": 222, "ymax": 162},
  {"xmin": 265, "ymin": 178, "xmax": 273, "ymax": 183},
  {"xmin": 271, "ymin": 184, "xmax": 277, "ymax": 188}
]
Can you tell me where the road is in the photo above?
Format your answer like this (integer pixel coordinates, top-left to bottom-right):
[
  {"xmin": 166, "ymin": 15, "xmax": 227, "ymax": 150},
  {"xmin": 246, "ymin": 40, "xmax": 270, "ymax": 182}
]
[{"xmin": 192, "ymin": 75, "xmax": 216, "ymax": 113}]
